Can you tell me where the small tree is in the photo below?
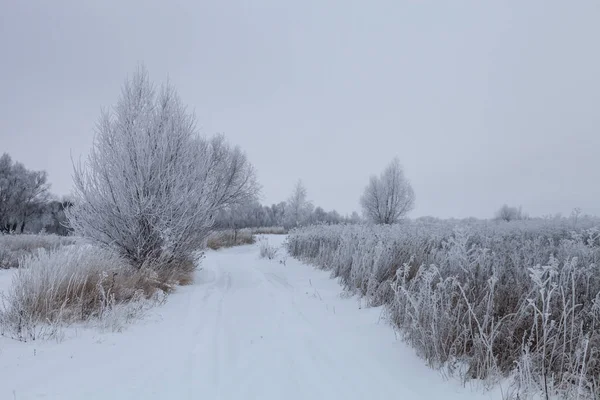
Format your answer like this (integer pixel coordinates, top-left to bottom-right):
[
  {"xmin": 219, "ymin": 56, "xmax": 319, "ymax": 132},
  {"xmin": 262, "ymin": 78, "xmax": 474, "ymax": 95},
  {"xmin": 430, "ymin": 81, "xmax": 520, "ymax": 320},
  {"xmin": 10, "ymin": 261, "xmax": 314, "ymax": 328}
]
[
  {"xmin": 360, "ymin": 157, "xmax": 415, "ymax": 224},
  {"xmin": 495, "ymin": 204, "xmax": 526, "ymax": 222},
  {"xmin": 0, "ymin": 153, "xmax": 49, "ymax": 233},
  {"xmin": 313, "ymin": 206, "xmax": 328, "ymax": 223},
  {"xmin": 67, "ymin": 66, "xmax": 258, "ymax": 268},
  {"xmin": 284, "ymin": 180, "xmax": 313, "ymax": 228},
  {"xmin": 350, "ymin": 211, "xmax": 362, "ymax": 224},
  {"xmin": 198, "ymin": 134, "xmax": 259, "ymax": 213}
]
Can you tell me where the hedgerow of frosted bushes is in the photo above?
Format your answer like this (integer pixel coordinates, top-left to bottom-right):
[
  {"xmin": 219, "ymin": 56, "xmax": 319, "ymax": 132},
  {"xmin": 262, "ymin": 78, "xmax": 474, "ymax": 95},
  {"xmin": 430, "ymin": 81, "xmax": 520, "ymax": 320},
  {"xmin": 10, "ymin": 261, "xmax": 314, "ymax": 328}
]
[{"xmin": 286, "ymin": 219, "xmax": 600, "ymax": 399}]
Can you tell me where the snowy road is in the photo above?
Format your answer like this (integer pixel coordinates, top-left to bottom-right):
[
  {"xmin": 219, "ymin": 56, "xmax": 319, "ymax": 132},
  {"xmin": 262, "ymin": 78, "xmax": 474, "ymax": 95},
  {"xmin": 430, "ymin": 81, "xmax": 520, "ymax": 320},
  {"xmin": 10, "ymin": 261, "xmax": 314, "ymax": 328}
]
[{"xmin": 1, "ymin": 236, "xmax": 502, "ymax": 399}]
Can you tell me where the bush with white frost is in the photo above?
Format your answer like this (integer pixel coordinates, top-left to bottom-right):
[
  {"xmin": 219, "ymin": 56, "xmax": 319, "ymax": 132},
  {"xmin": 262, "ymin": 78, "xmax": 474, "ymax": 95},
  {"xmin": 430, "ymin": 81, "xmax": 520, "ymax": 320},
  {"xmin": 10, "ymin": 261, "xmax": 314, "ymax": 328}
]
[
  {"xmin": 286, "ymin": 218, "xmax": 600, "ymax": 399},
  {"xmin": 259, "ymin": 238, "xmax": 279, "ymax": 260},
  {"xmin": 0, "ymin": 244, "xmax": 173, "ymax": 341}
]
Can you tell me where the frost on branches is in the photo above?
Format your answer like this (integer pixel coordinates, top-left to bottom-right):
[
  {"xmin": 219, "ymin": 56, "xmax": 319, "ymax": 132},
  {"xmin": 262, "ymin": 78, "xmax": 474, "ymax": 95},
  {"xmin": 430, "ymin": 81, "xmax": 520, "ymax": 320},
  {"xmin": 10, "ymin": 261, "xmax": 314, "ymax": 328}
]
[
  {"xmin": 67, "ymin": 67, "xmax": 258, "ymax": 269},
  {"xmin": 286, "ymin": 218, "xmax": 600, "ymax": 399}
]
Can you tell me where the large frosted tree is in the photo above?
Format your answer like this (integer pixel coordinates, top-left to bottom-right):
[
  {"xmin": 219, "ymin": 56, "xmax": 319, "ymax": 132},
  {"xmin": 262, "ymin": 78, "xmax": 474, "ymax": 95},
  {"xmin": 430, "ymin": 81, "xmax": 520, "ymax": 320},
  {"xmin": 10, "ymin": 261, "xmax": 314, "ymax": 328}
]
[
  {"xmin": 67, "ymin": 67, "xmax": 258, "ymax": 268},
  {"xmin": 360, "ymin": 157, "xmax": 414, "ymax": 224}
]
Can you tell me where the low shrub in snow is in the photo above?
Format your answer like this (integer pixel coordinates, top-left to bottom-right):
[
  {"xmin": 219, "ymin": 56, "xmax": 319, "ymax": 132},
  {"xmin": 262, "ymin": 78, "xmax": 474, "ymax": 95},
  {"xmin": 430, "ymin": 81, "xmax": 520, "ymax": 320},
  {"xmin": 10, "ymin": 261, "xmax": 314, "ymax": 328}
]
[
  {"xmin": 206, "ymin": 229, "xmax": 255, "ymax": 250},
  {"xmin": 259, "ymin": 238, "xmax": 279, "ymax": 260},
  {"xmin": 0, "ymin": 244, "xmax": 190, "ymax": 341},
  {"xmin": 286, "ymin": 219, "xmax": 600, "ymax": 399},
  {"xmin": 0, "ymin": 233, "xmax": 76, "ymax": 269}
]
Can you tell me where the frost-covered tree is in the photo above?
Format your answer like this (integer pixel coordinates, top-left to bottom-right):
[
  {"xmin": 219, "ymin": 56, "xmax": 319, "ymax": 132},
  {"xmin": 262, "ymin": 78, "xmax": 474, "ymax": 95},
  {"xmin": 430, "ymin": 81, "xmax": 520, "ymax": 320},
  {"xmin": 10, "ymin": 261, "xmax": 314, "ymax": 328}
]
[
  {"xmin": 360, "ymin": 157, "xmax": 414, "ymax": 224},
  {"xmin": 495, "ymin": 204, "xmax": 527, "ymax": 222},
  {"xmin": 67, "ymin": 67, "xmax": 258, "ymax": 268},
  {"xmin": 35, "ymin": 199, "xmax": 72, "ymax": 235},
  {"xmin": 350, "ymin": 211, "xmax": 362, "ymax": 224},
  {"xmin": 198, "ymin": 134, "xmax": 259, "ymax": 213},
  {"xmin": 215, "ymin": 200, "xmax": 263, "ymax": 230},
  {"xmin": 0, "ymin": 153, "xmax": 49, "ymax": 233},
  {"xmin": 284, "ymin": 180, "xmax": 313, "ymax": 228},
  {"xmin": 271, "ymin": 202, "xmax": 286, "ymax": 226},
  {"xmin": 313, "ymin": 206, "xmax": 328, "ymax": 223}
]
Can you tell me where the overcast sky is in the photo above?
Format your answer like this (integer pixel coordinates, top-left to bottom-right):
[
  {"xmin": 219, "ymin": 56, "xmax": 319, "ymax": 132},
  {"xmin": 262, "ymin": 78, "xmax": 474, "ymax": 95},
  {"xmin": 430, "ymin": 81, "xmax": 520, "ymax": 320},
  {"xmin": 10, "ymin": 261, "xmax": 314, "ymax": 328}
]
[{"xmin": 1, "ymin": 1, "xmax": 599, "ymax": 218}]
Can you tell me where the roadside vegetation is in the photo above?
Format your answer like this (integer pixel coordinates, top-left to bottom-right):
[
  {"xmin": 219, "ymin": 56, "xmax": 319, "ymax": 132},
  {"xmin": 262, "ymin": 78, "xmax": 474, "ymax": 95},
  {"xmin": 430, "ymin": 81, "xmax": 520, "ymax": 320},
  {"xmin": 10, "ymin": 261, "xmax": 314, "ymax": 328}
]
[
  {"xmin": 0, "ymin": 66, "xmax": 258, "ymax": 340},
  {"xmin": 287, "ymin": 217, "xmax": 600, "ymax": 400}
]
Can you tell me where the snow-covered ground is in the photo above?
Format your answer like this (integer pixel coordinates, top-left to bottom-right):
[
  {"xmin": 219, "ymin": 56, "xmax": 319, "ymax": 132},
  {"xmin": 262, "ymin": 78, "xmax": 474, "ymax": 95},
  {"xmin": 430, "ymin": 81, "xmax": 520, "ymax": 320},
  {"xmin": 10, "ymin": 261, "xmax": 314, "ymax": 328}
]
[
  {"xmin": 0, "ymin": 268, "xmax": 14, "ymax": 296},
  {"xmin": 0, "ymin": 235, "xmax": 503, "ymax": 399}
]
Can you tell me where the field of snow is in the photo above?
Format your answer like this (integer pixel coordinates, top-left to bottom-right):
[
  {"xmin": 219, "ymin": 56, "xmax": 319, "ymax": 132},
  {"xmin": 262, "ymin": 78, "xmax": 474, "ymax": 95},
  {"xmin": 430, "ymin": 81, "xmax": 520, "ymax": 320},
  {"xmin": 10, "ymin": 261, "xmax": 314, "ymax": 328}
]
[{"xmin": 0, "ymin": 235, "xmax": 503, "ymax": 399}]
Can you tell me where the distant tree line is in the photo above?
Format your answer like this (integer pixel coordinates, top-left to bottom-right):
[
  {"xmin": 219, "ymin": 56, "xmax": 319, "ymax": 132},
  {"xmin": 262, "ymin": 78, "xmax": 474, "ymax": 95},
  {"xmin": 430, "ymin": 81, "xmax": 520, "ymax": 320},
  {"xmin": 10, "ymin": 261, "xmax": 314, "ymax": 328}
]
[
  {"xmin": 0, "ymin": 148, "xmax": 545, "ymax": 239},
  {"xmin": 0, "ymin": 153, "xmax": 71, "ymax": 235},
  {"xmin": 213, "ymin": 180, "xmax": 362, "ymax": 231}
]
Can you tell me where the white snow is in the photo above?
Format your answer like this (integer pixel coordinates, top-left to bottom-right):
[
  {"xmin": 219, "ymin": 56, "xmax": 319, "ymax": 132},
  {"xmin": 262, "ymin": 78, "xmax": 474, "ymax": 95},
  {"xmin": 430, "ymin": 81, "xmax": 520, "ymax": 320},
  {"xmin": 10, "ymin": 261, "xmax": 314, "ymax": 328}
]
[
  {"xmin": 0, "ymin": 268, "xmax": 14, "ymax": 295},
  {"xmin": 0, "ymin": 235, "xmax": 503, "ymax": 399}
]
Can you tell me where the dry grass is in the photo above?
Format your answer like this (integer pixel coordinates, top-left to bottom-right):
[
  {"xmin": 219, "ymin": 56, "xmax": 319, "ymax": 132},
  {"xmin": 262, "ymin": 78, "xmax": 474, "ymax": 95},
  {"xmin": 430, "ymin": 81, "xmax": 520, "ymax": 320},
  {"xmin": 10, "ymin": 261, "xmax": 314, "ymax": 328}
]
[
  {"xmin": 0, "ymin": 244, "xmax": 196, "ymax": 341},
  {"xmin": 206, "ymin": 229, "xmax": 255, "ymax": 250},
  {"xmin": 0, "ymin": 233, "xmax": 76, "ymax": 269},
  {"xmin": 151, "ymin": 257, "xmax": 197, "ymax": 288}
]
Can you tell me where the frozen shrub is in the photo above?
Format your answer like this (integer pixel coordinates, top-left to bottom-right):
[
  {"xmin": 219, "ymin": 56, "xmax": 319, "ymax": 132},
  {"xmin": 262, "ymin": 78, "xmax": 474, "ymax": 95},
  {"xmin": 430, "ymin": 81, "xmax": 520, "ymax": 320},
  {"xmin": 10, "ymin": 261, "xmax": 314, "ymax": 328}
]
[
  {"xmin": 286, "ymin": 218, "xmax": 600, "ymax": 399},
  {"xmin": 0, "ymin": 244, "xmax": 186, "ymax": 341},
  {"xmin": 259, "ymin": 238, "xmax": 279, "ymax": 260}
]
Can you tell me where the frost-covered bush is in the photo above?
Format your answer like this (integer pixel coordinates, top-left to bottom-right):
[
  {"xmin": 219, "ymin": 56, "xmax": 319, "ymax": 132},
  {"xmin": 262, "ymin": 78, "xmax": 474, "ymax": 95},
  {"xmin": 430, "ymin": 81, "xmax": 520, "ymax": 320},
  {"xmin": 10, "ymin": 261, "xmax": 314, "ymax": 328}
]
[
  {"xmin": 0, "ymin": 233, "xmax": 76, "ymax": 269},
  {"xmin": 259, "ymin": 238, "xmax": 279, "ymax": 260},
  {"xmin": 286, "ymin": 218, "xmax": 600, "ymax": 399},
  {"xmin": 0, "ymin": 244, "xmax": 174, "ymax": 341}
]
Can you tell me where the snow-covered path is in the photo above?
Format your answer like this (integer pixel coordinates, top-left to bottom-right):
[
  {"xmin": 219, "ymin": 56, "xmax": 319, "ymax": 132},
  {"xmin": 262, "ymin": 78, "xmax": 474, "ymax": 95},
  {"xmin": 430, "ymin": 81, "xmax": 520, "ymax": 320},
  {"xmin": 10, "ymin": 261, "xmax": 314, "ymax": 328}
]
[{"xmin": 1, "ymin": 236, "xmax": 502, "ymax": 399}]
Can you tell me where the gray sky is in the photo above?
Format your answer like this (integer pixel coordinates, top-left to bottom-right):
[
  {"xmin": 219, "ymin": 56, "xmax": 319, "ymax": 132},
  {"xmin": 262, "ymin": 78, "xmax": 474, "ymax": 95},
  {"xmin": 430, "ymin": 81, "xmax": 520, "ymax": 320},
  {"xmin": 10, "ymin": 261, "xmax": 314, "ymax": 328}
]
[{"xmin": 1, "ymin": 0, "xmax": 599, "ymax": 218}]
